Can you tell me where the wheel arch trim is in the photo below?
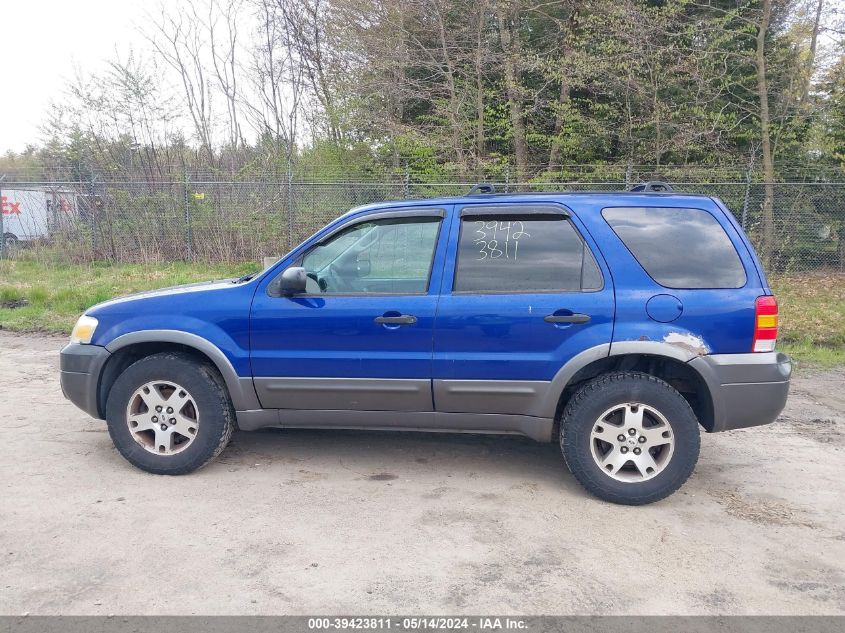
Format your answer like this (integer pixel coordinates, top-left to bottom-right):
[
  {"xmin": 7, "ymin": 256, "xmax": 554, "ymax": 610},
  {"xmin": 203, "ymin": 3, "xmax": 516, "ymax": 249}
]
[
  {"xmin": 540, "ymin": 341, "xmax": 714, "ymax": 420},
  {"xmin": 539, "ymin": 344, "xmax": 610, "ymax": 418},
  {"xmin": 104, "ymin": 330, "xmax": 260, "ymax": 411}
]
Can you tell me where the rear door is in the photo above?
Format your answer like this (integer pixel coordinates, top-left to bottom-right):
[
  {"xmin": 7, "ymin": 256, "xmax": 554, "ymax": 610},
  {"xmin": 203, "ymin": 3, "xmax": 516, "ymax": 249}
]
[{"xmin": 432, "ymin": 202, "xmax": 615, "ymax": 416}]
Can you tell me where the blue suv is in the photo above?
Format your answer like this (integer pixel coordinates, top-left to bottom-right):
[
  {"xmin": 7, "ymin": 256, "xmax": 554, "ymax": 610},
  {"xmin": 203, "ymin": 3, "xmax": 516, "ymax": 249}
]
[{"xmin": 60, "ymin": 186, "xmax": 791, "ymax": 504}]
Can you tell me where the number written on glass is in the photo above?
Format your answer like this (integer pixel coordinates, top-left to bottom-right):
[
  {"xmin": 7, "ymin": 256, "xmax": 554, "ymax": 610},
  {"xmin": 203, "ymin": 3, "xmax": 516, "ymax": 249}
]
[{"xmin": 473, "ymin": 221, "xmax": 531, "ymax": 260}]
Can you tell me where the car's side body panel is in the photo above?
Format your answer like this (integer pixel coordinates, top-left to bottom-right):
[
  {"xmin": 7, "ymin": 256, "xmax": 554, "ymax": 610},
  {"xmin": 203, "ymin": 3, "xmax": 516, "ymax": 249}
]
[
  {"xmin": 572, "ymin": 194, "xmax": 766, "ymax": 356},
  {"xmin": 88, "ymin": 281, "xmax": 256, "ymax": 378}
]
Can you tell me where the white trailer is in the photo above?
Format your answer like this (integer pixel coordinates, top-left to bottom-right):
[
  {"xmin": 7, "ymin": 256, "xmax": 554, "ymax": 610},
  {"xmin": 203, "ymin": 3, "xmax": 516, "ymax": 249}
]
[{"xmin": 1, "ymin": 188, "xmax": 77, "ymax": 246}]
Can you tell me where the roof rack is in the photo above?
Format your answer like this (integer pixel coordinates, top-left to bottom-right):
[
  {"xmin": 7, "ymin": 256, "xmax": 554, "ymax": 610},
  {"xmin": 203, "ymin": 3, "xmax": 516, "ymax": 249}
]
[
  {"xmin": 467, "ymin": 183, "xmax": 495, "ymax": 195},
  {"xmin": 629, "ymin": 180, "xmax": 673, "ymax": 192}
]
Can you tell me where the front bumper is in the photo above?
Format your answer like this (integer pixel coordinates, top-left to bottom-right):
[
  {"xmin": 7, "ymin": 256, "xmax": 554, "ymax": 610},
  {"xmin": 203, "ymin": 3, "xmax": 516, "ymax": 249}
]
[
  {"xmin": 60, "ymin": 343, "xmax": 111, "ymax": 419},
  {"xmin": 689, "ymin": 351, "xmax": 791, "ymax": 432}
]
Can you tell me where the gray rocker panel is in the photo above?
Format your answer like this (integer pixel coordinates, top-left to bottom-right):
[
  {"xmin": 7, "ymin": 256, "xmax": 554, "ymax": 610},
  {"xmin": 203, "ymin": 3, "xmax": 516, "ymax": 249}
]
[
  {"xmin": 236, "ymin": 408, "xmax": 554, "ymax": 442},
  {"xmin": 253, "ymin": 377, "xmax": 433, "ymax": 411},
  {"xmin": 433, "ymin": 380, "xmax": 550, "ymax": 416}
]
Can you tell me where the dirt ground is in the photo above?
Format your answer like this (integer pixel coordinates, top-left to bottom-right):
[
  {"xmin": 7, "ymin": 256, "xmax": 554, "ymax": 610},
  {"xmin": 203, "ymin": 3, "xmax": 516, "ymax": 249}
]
[{"xmin": 1, "ymin": 331, "xmax": 844, "ymax": 616}]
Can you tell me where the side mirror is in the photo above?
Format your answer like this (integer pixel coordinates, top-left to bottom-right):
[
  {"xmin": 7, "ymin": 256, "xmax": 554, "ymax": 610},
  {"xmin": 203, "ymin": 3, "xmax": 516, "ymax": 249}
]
[{"xmin": 277, "ymin": 266, "xmax": 307, "ymax": 296}]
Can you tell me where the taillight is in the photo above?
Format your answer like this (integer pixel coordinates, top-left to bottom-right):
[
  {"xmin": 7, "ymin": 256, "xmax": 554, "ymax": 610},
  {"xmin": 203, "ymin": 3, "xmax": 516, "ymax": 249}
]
[{"xmin": 753, "ymin": 296, "xmax": 778, "ymax": 352}]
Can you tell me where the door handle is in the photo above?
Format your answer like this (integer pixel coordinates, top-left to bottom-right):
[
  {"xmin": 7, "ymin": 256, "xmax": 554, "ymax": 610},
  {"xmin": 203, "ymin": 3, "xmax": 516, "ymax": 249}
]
[
  {"xmin": 374, "ymin": 314, "xmax": 418, "ymax": 325},
  {"xmin": 544, "ymin": 313, "xmax": 591, "ymax": 324}
]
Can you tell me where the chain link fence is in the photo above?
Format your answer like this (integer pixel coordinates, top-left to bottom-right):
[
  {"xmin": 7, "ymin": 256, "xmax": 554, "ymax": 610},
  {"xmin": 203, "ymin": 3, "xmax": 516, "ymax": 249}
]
[{"xmin": 1, "ymin": 171, "xmax": 843, "ymax": 274}]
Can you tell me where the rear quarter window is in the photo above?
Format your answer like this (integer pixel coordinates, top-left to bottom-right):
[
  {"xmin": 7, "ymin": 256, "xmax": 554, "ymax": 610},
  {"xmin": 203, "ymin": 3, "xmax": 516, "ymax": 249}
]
[{"xmin": 602, "ymin": 206, "xmax": 747, "ymax": 289}]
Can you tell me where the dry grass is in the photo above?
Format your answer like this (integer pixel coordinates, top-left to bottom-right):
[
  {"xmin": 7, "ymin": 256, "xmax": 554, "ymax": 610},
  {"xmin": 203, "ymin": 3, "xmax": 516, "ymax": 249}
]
[{"xmin": 772, "ymin": 272, "xmax": 845, "ymax": 367}]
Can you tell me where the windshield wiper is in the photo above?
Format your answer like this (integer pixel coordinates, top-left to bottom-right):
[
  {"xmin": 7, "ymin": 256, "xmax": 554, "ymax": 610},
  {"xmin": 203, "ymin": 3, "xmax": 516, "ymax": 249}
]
[{"xmin": 233, "ymin": 271, "xmax": 258, "ymax": 284}]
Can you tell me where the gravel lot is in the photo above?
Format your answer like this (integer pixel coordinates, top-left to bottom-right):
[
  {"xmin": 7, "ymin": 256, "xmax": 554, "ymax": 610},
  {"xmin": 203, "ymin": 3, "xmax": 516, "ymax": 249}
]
[{"xmin": 1, "ymin": 331, "xmax": 844, "ymax": 615}]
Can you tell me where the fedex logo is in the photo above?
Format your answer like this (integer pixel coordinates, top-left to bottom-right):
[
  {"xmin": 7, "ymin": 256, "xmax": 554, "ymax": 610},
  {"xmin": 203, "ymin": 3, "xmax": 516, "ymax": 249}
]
[{"xmin": 1, "ymin": 196, "xmax": 21, "ymax": 215}]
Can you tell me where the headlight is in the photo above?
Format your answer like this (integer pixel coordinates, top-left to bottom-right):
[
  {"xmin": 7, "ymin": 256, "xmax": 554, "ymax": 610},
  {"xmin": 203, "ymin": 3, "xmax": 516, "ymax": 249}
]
[{"xmin": 70, "ymin": 315, "xmax": 99, "ymax": 345}]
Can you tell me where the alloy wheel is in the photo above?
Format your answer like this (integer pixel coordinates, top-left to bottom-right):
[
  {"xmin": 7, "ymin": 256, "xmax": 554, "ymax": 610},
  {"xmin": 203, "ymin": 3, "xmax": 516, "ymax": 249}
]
[
  {"xmin": 126, "ymin": 380, "xmax": 200, "ymax": 455},
  {"xmin": 589, "ymin": 402, "xmax": 675, "ymax": 482}
]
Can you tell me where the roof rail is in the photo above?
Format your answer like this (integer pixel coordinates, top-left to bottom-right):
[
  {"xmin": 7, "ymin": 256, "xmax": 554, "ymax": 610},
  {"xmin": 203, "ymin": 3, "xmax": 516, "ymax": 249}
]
[
  {"xmin": 467, "ymin": 183, "xmax": 495, "ymax": 195},
  {"xmin": 629, "ymin": 180, "xmax": 673, "ymax": 192}
]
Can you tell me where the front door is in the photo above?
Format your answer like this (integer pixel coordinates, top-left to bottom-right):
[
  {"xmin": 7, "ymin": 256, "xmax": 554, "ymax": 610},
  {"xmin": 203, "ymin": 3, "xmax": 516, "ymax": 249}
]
[
  {"xmin": 432, "ymin": 202, "xmax": 615, "ymax": 417},
  {"xmin": 250, "ymin": 207, "xmax": 451, "ymax": 412}
]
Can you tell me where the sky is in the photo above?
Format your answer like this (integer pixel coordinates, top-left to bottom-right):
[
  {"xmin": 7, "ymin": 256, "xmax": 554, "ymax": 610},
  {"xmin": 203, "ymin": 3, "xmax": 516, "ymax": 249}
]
[{"xmin": 0, "ymin": 0, "xmax": 150, "ymax": 153}]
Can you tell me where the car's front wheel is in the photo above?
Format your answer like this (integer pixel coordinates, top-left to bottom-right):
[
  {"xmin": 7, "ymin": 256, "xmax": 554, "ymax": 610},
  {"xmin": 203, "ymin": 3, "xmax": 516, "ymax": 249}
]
[
  {"xmin": 560, "ymin": 371, "xmax": 700, "ymax": 505},
  {"xmin": 105, "ymin": 352, "xmax": 235, "ymax": 474}
]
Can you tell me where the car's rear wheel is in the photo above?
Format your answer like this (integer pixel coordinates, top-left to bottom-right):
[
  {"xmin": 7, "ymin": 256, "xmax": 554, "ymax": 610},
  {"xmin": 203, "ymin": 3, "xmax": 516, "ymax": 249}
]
[
  {"xmin": 106, "ymin": 352, "xmax": 234, "ymax": 474},
  {"xmin": 560, "ymin": 371, "xmax": 700, "ymax": 505}
]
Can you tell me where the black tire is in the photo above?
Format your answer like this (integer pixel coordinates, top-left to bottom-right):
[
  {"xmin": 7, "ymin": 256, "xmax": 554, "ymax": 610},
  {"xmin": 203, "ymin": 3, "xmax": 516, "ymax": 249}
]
[
  {"xmin": 560, "ymin": 371, "xmax": 700, "ymax": 505},
  {"xmin": 3, "ymin": 233, "xmax": 19, "ymax": 248},
  {"xmin": 105, "ymin": 352, "xmax": 235, "ymax": 475}
]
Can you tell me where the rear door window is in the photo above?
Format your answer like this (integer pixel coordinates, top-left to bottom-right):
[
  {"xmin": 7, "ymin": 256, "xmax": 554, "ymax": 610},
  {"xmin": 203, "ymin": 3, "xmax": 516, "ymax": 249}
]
[
  {"xmin": 454, "ymin": 207, "xmax": 603, "ymax": 293},
  {"xmin": 602, "ymin": 206, "xmax": 746, "ymax": 289}
]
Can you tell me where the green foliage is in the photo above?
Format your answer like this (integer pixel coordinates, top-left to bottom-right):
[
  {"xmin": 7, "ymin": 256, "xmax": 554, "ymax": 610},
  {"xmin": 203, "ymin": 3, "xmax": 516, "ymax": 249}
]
[
  {"xmin": 0, "ymin": 260, "xmax": 254, "ymax": 333},
  {"xmin": 823, "ymin": 56, "xmax": 845, "ymax": 168}
]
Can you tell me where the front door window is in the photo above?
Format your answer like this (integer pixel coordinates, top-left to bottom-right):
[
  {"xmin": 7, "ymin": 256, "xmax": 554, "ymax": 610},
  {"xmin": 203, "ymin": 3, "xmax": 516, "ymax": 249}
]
[{"xmin": 301, "ymin": 217, "xmax": 441, "ymax": 295}]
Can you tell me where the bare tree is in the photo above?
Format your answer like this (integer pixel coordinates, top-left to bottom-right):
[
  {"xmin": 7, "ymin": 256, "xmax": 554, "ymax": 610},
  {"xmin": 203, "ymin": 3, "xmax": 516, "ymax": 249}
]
[
  {"xmin": 207, "ymin": 0, "xmax": 247, "ymax": 153},
  {"xmin": 756, "ymin": 0, "xmax": 776, "ymax": 267},
  {"xmin": 473, "ymin": 0, "xmax": 489, "ymax": 176},
  {"xmin": 243, "ymin": 0, "xmax": 306, "ymax": 174},
  {"xmin": 547, "ymin": 6, "xmax": 577, "ymax": 172},
  {"xmin": 274, "ymin": 0, "xmax": 345, "ymax": 144},
  {"xmin": 496, "ymin": 0, "xmax": 527, "ymax": 179},
  {"xmin": 432, "ymin": 0, "xmax": 470, "ymax": 175},
  {"xmin": 146, "ymin": 1, "xmax": 217, "ymax": 163},
  {"xmin": 800, "ymin": 0, "xmax": 825, "ymax": 108}
]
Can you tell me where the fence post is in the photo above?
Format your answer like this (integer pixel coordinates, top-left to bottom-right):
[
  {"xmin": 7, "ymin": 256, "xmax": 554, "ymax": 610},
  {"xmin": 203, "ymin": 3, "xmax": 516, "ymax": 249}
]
[
  {"xmin": 741, "ymin": 168, "xmax": 752, "ymax": 230},
  {"xmin": 0, "ymin": 174, "xmax": 6, "ymax": 260},
  {"xmin": 403, "ymin": 163, "xmax": 410, "ymax": 199},
  {"xmin": 184, "ymin": 170, "xmax": 193, "ymax": 261},
  {"xmin": 504, "ymin": 162, "xmax": 510, "ymax": 193},
  {"xmin": 286, "ymin": 159, "xmax": 294, "ymax": 250},
  {"xmin": 89, "ymin": 173, "xmax": 98, "ymax": 258},
  {"xmin": 625, "ymin": 161, "xmax": 633, "ymax": 189}
]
